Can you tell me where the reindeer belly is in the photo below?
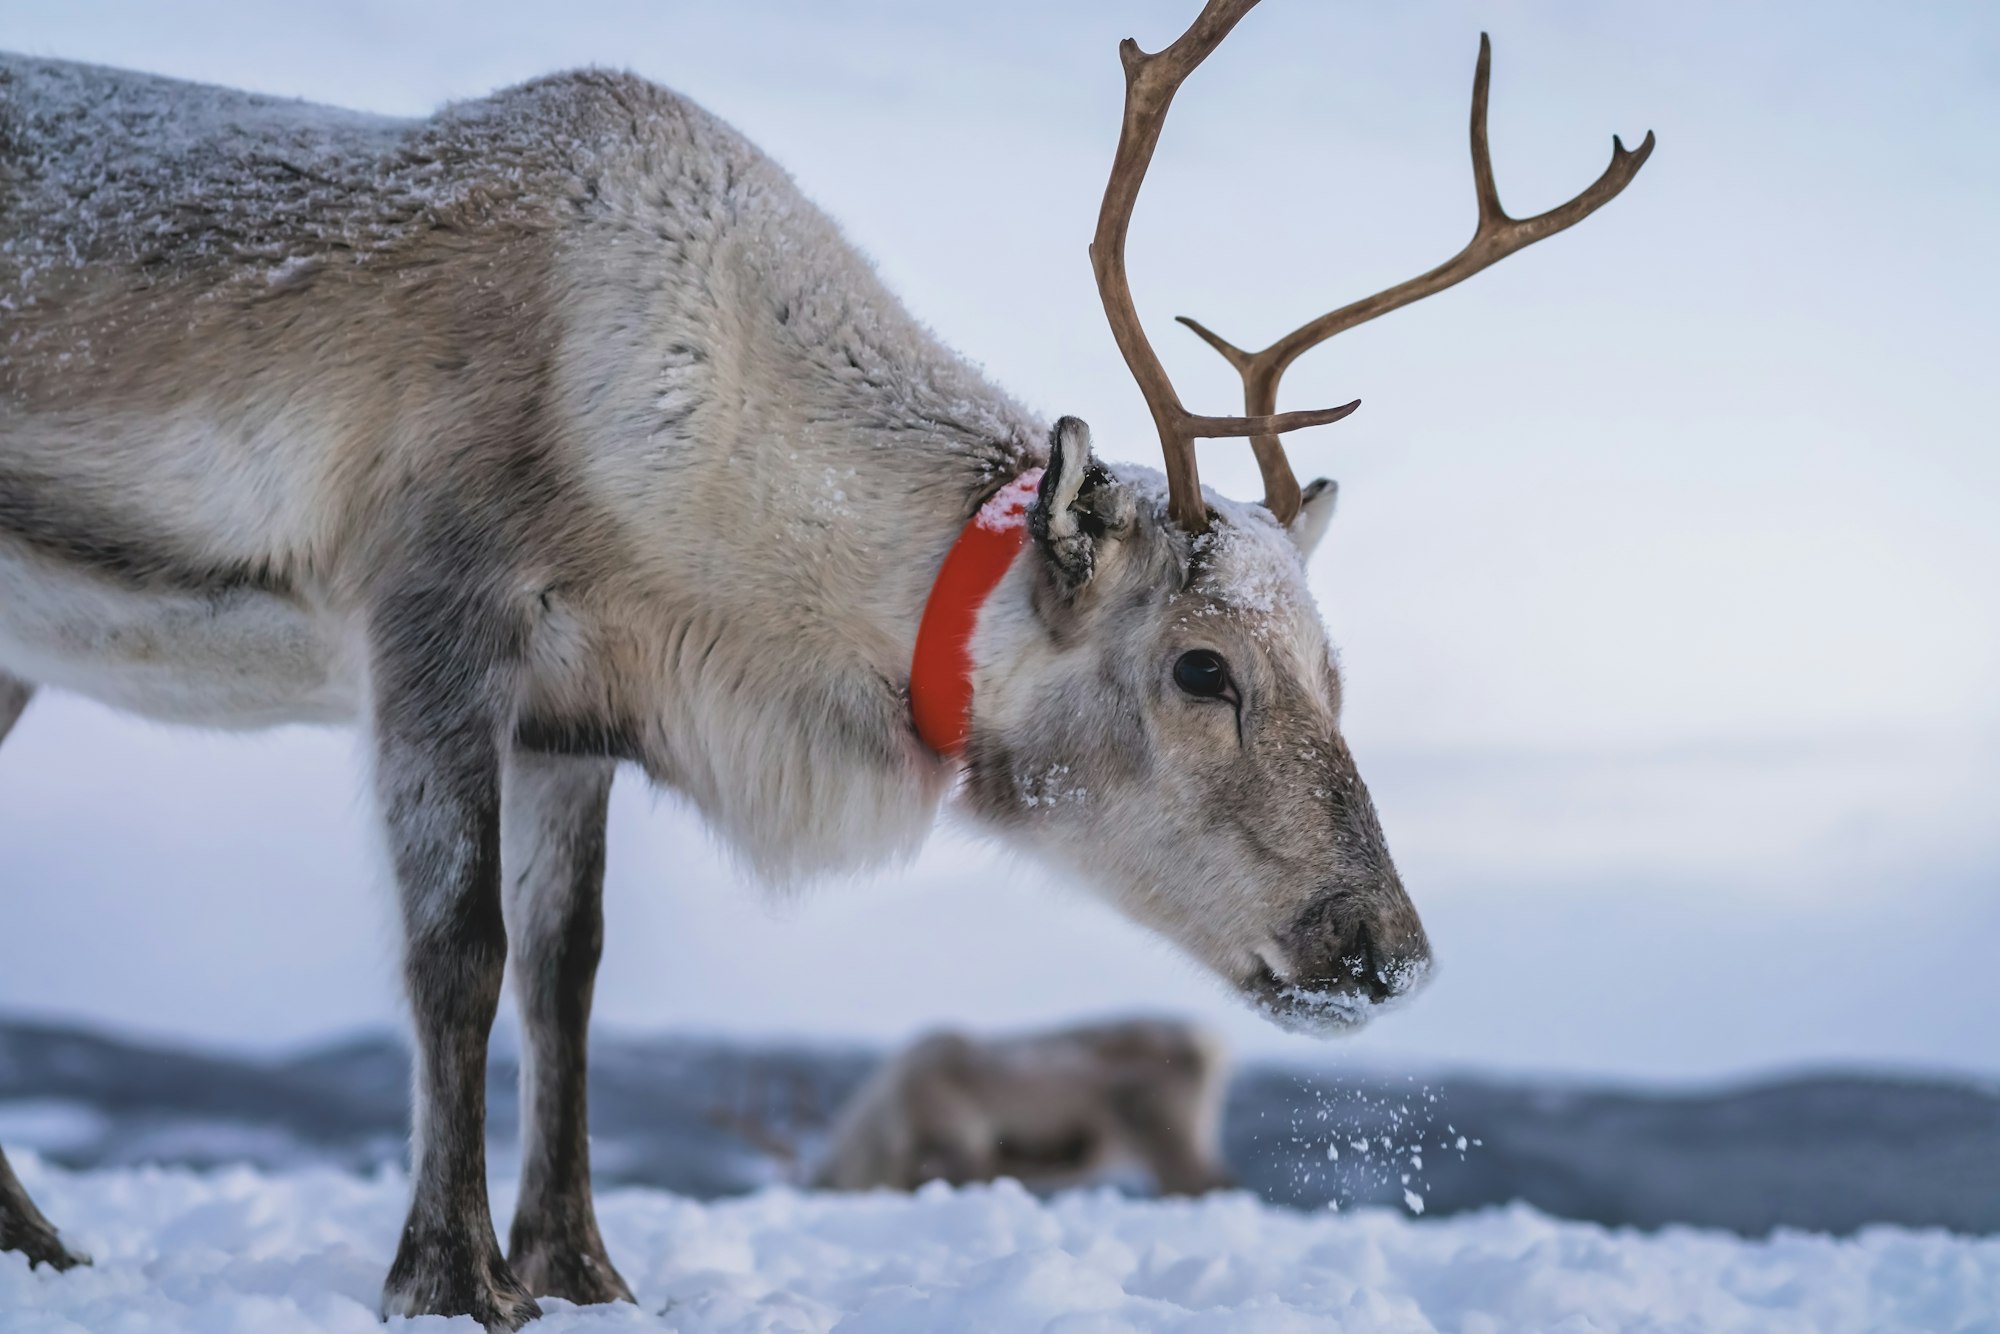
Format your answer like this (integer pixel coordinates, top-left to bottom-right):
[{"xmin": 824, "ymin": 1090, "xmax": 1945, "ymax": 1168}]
[{"xmin": 0, "ymin": 540, "xmax": 359, "ymax": 728}]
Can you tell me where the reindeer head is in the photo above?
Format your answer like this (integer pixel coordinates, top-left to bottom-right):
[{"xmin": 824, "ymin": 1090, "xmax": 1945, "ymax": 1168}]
[
  {"xmin": 963, "ymin": 0, "xmax": 1652, "ymax": 1034},
  {"xmin": 964, "ymin": 418, "xmax": 1425, "ymax": 1032}
]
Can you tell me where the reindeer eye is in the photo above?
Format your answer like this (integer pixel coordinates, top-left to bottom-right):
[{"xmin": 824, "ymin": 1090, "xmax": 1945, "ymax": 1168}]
[{"xmin": 1174, "ymin": 650, "xmax": 1230, "ymax": 699}]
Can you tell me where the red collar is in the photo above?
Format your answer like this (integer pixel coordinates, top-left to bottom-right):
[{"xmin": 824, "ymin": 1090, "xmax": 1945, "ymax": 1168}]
[{"xmin": 910, "ymin": 468, "xmax": 1044, "ymax": 757}]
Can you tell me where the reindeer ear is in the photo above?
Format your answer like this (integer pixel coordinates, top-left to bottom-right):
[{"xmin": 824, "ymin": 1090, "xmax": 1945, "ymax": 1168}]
[
  {"xmin": 1288, "ymin": 477, "xmax": 1339, "ymax": 557},
  {"xmin": 1030, "ymin": 416, "xmax": 1132, "ymax": 590}
]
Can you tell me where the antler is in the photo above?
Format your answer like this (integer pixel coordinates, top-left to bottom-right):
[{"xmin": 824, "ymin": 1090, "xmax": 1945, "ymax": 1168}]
[
  {"xmin": 1178, "ymin": 33, "xmax": 1656, "ymax": 522},
  {"xmin": 1090, "ymin": 0, "xmax": 1362, "ymax": 534}
]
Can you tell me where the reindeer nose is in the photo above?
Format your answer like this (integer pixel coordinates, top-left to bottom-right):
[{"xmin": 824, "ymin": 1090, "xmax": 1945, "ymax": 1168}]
[
  {"xmin": 1344, "ymin": 919, "xmax": 1430, "ymax": 1003},
  {"xmin": 1271, "ymin": 889, "xmax": 1432, "ymax": 1007}
]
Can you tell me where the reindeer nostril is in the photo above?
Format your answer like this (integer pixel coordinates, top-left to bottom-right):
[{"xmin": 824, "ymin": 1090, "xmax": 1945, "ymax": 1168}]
[{"xmin": 1346, "ymin": 924, "xmax": 1397, "ymax": 1004}]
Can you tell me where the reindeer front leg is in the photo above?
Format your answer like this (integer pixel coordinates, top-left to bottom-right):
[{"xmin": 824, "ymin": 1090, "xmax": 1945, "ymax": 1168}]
[
  {"xmin": 499, "ymin": 751, "xmax": 633, "ymax": 1305},
  {"xmin": 370, "ymin": 585, "xmax": 539, "ymax": 1331},
  {"xmin": 0, "ymin": 676, "xmax": 86, "ymax": 1273},
  {"xmin": 0, "ymin": 1146, "xmax": 88, "ymax": 1273}
]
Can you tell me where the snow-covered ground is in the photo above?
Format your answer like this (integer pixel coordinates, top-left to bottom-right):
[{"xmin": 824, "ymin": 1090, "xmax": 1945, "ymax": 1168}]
[{"xmin": 5, "ymin": 1157, "xmax": 1996, "ymax": 1333}]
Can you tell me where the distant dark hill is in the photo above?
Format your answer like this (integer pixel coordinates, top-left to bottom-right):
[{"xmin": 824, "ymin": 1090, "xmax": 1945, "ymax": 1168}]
[{"xmin": 1, "ymin": 1016, "xmax": 1994, "ymax": 1235}]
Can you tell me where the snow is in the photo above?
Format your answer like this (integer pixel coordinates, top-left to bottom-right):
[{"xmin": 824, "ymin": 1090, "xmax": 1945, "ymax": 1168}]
[
  {"xmin": 1187, "ymin": 516, "xmax": 1297, "ymax": 621},
  {"xmin": 4, "ymin": 1158, "xmax": 1996, "ymax": 1333}
]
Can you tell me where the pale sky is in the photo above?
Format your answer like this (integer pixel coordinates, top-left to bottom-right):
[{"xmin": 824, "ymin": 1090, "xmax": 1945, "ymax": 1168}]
[{"xmin": 2, "ymin": 1, "xmax": 1995, "ymax": 1080}]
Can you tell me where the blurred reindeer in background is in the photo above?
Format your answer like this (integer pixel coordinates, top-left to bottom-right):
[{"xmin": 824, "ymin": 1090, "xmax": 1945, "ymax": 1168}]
[
  {"xmin": 812, "ymin": 1020, "xmax": 1233, "ymax": 1195},
  {"xmin": 709, "ymin": 1019, "xmax": 1235, "ymax": 1196}
]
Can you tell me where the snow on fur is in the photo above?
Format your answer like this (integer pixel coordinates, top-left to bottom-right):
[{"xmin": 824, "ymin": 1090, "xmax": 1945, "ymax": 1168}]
[{"xmin": 3, "ymin": 1157, "xmax": 1995, "ymax": 1332}]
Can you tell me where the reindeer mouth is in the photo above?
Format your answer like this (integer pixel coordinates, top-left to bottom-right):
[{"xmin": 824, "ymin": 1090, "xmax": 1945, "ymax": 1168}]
[{"xmin": 1241, "ymin": 954, "xmax": 1429, "ymax": 1036}]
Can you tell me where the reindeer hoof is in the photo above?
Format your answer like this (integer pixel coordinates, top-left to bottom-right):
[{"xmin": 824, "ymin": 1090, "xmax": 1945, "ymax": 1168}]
[
  {"xmin": 1, "ymin": 1220, "xmax": 89, "ymax": 1273},
  {"xmin": 509, "ymin": 1236, "xmax": 635, "ymax": 1307},
  {"xmin": 381, "ymin": 1231, "xmax": 542, "ymax": 1331}
]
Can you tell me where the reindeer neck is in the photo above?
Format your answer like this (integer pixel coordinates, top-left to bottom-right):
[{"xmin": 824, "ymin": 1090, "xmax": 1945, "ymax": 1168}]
[{"xmin": 546, "ymin": 104, "xmax": 1050, "ymax": 876}]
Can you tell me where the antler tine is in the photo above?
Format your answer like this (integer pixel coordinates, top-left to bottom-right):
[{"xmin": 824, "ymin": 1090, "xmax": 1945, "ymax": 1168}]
[
  {"xmin": 1175, "ymin": 314, "xmax": 1309, "ymax": 521},
  {"xmin": 1090, "ymin": 0, "xmax": 1362, "ymax": 534},
  {"xmin": 1178, "ymin": 32, "xmax": 1656, "ymax": 524}
]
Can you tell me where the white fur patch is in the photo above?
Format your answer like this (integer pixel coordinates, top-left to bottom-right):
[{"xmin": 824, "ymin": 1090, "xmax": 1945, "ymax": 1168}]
[{"xmin": 0, "ymin": 540, "xmax": 359, "ymax": 728}]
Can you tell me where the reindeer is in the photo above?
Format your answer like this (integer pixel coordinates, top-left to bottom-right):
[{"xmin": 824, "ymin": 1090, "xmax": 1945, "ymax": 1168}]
[
  {"xmin": 810, "ymin": 1019, "xmax": 1234, "ymax": 1197},
  {"xmin": 0, "ymin": 0, "xmax": 1650, "ymax": 1325}
]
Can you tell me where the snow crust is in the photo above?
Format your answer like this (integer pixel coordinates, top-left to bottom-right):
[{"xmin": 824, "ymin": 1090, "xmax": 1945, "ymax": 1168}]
[{"xmin": 4, "ymin": 1158, "xmax": 1996, "ymax": 1333}]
